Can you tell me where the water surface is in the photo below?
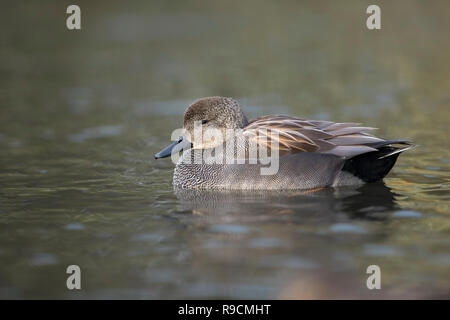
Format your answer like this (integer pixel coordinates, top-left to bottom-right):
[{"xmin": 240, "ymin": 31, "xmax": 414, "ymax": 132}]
[{"xmin": 0, "ymin": 1, "xmax": 449, "ymax": 299}]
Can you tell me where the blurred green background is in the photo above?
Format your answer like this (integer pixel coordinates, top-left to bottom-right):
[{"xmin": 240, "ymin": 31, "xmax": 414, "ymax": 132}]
[{"xmin": 0, "ymin": 0, "xmax": 449, "ymax": 299}]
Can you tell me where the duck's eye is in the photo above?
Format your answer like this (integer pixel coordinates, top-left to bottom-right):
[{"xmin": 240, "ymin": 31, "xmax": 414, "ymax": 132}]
[{"xmin": 201, "ymin": 119, "xmax": 208, "ymax": 125}]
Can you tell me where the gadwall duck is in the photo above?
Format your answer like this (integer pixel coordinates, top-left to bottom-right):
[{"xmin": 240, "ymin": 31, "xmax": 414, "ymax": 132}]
[{"xmin": 155, "ymin": 97, "xmax": 413, "ymax": 190}]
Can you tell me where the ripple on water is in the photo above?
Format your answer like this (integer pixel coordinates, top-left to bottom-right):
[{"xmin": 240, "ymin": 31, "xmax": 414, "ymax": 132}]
[
  {"xmin": 209, "ymin": 224, "xmax": 249, "ymax": 234},
  {"xmin": 392, "ymin": 210, "xmax": 423, "ymax": 218},
  {"xmin": 64, "ymin": 223, "xmax": 85, "ymax": 230},
  {"xmin": 248, "ymin": 237, "xmax": 287, "ymax": 248},
  {"xmin": 425, "ymin": 167, "xmax": 441, "ymax": 171},
  {"xmin": 329, "ymin": 223, "xmax": 367, "ymax": 234},
  {"xmin": 364, "ymin": 244, "xmax": 401, "ymax": 257},
  {"xmin": 202, "ymin": 240, "xmax": 238, "ymax": 249},
  {"xmin": 29, "ymin": 253, "xmax": 59, "ymax": 266},
  {"xmin": 431, "ymin": 254, "xmax": 450, "ymax": 266},
  {"xmin": 260, "ymin": 255, "xmax": 320, "ymax": 269},
  {"xmin": 282, "ymin": 257, "xmax": 320, "ymax": 269},
  {"xmin": 68, "ymin": 125, "xmax": 123, "ymax": 143},
  {"xmin": 130, "ymin": 233, "xmax": 164, "ymax": 242}
]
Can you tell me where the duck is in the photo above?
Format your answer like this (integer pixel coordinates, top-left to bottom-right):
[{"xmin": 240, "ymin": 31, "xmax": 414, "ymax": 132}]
[{"xmin": 154, "ymin": 96, "xmax": 413, "ymax": 190}]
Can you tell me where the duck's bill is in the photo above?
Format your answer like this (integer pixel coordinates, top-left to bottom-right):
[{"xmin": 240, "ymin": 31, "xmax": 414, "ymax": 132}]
[{"xmin": 154, "ymin": 136, "xmax": 191, "ymax": 159}]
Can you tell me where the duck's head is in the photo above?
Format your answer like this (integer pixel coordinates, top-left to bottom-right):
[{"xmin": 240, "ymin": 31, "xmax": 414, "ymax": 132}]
[{"xmin": 154, "ymin": 97, "xmax": 248, "ymax": 159}]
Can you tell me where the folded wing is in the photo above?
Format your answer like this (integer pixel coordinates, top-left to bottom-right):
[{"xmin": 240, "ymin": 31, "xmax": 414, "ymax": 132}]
[{"xmin": 243, "ymin": 115, "xmax": 408, "ymax": 158}]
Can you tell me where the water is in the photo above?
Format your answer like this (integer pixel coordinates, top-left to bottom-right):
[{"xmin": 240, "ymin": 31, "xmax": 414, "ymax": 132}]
[{"xmin": 0, "ymin": 1, "xmax": 449, "ymax": 299}]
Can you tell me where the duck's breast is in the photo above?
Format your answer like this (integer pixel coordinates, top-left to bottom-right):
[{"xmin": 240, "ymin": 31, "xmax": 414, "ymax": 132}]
[{"xmin": 174, "ymin": 151, "xmax": 347, "ymax": 190}]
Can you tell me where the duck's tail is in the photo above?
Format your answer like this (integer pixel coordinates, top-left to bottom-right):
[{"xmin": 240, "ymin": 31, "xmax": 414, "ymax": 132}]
[{"xmin": 342, "ymin": 140, "xmax": 414, "ymax": 183}]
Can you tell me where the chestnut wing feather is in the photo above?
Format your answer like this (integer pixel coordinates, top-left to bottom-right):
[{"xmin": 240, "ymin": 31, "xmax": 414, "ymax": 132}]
[{"xmin": 243, "ymin": 115, "xmax": 383, "ymax": 158}]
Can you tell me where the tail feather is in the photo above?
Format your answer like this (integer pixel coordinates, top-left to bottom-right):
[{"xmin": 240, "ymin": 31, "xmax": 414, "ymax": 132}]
[
  {"xmin": 368, "ymin": 139, "xmax": 411, "ymax": 148},
  {"xmin": 342, "ymin": 141, "xmax": 414, "ymax": 183},
  {"xmin": 378, "ymin": 144, "xmax": 415, "ymax": 159}
]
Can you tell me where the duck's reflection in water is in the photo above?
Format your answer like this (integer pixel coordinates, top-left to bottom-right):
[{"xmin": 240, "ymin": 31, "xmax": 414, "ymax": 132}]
[
  {"xmin": 172, "ymin": 183, "xmax": 405, "ymax": 299},
  {"xmin": 174, "ymin": 182, "xmax": 398, "ymax": 220}
]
